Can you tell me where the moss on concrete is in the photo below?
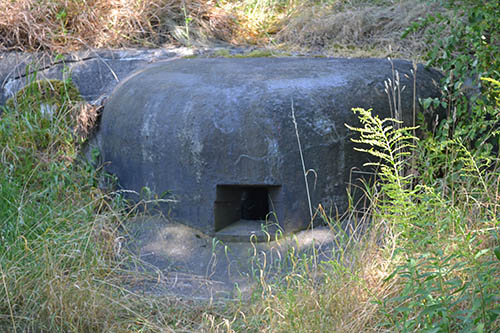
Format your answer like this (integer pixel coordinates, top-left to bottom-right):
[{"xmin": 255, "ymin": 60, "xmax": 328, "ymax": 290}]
[
  {"xmin": 211, "ymin": 49, "xmax": 292, "ymax": 58},
  {"xmin": 5, "ymin": 79, "xmax": 83, "ymax": 131},
  {"xmin": 7, "ymin": 79, "xmax": 82, "ymax": 111}
]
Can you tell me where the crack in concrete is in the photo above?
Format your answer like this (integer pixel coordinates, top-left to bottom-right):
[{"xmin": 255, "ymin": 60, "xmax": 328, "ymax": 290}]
[{"xmin": 4, "ymin": 55, "xmax": 96, "ymax": 82}]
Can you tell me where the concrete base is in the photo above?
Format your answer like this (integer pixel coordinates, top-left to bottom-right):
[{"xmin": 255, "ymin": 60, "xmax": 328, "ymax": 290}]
[
  {"xmin": 123, "ymin": 215, "xmax": 341, "ymax": 300},
  {"xmin": 214, "ymin": 219, "xmax": 283, "ymax": 242}
]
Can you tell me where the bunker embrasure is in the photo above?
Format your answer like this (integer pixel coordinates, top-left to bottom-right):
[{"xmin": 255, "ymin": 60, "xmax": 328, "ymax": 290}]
[{"xmin": 98, "ymin": 57, "xmax": 442, "ymax": 239}]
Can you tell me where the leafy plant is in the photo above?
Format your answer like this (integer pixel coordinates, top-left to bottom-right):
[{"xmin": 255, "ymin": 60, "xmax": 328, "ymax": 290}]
[
  {"xmin": 345, "ymin": 108, "xmax": 420, "ymax": 236},
  {"xmin": 346, "ymin": 107, "xmax": 500, "ymax": 332},
  {"xmin": 404, "ymin": 0, "xmax": 500, "ymax": 156}
]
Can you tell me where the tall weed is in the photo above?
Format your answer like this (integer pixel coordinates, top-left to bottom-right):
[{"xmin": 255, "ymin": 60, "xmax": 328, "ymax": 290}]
[{"xmin": 347, "ymin": 107, "xmax": 500, "ymax": 331}]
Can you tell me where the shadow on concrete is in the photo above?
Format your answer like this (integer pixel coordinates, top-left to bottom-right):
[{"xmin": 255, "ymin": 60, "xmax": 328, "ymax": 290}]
[{"xmin": 122, "ymin": 215, "xmax": 341, "ymax": 301}]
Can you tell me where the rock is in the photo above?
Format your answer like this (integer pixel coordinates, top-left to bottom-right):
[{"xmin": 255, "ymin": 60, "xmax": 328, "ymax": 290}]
[
  {"xmin": 0, "ymin": 48, "xmax": 198, "ymax": 106},
  {"xmin": 98, "ymin": 57, "xmax": 442, "ymax": 236}
]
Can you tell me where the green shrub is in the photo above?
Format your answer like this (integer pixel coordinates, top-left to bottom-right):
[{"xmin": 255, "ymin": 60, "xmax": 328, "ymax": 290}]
[
  {"xmin": 347, "ymin": 107, "xmax": 500, "ymax": 332},
  {"xmin": 405, "ymin": 0, "xmax": 499, "ymax": 157}
]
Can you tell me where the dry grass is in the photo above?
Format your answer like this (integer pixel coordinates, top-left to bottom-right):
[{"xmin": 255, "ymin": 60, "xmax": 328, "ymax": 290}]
[
  {"xmin": 195, "ymin": 217, "xmax": 409, "ymax": 332},
  {"xmin": 0, "ymin": 0, "xmax": 445, "ymax": 57},
  {"xmin": 0, "ymin": 211, "xmax": 221, "ymax": 332},
  {"xmin": 276, "ymin": 0, "xmax": 444, "ymax": 58},
  {"xmin": 75, "ymin": 102, "xmax": 100, "ymax": 140},
  {"xmin": 217, "ymin": 0, "xmax": 299, "ymax": 45},
  {"xmin": 0, "ymin": 0, "xmax": 237, "ymax": 52}
]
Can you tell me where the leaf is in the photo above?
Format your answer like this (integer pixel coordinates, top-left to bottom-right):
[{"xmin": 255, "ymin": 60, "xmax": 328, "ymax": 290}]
[
  {"xmin": 421, "ymin": 303, "xmax": 445, "ymax": 316},
  {"xmin": 394, "ymin": 306, "xmax": 412, "ymax": 313},
  {"xmin": 421, "ymin": 97, "xmax": 433, "ymax": 109},
  {"xmin": 494, "ymin": 246, "xmax": 500, "ymax": 261},
  {"xmin": 474, "ymin": 248, "xmax": 490, "ymax": 259}
]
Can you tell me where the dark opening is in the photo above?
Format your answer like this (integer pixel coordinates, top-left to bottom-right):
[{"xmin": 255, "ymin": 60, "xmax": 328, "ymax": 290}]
[
  {"xmin": 241, "ymin": 188, "xmax": 268, "ymax": 220},
  {"xmin": 214, "ymin": 185, "xmax": 281, "ymax": 231}
]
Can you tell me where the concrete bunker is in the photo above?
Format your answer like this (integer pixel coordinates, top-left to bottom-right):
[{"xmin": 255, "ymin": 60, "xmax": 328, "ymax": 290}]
[{"xmin": 98, "ymin": 57, "xmax": 442, "ymax": 238}]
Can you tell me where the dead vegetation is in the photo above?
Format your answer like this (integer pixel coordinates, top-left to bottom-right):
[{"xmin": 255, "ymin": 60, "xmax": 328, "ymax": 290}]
[
  {"xmin": 276, "ymin": 0, "xmax": 444, "ymax": 58},
  {"xmin": 0, "ymin": 0, "xmax": 444, "ymax": 58},
  {"xmin": 0, "ymin": 0, "xmax": 237, "ymax": 52}
]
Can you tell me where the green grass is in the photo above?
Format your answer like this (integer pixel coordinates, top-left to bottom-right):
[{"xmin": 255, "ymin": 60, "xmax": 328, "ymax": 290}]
[
  {"xmin": 0, "ymin": 75, "xmax": 124, "ymax": 331},
  {"xmin": 0, "ymin": 75, "xmax": 214, "ymax": 332},
  {"xmin": 2, "ymin": 56, "xmax": 499, "ymax": 333},
  {"xmin": 1, "ymin": 1, "xmax": 499, "ymax": 331},
  {"xmin": 3, "ymin": 68, "xmax": 499, "ymax": 333}
]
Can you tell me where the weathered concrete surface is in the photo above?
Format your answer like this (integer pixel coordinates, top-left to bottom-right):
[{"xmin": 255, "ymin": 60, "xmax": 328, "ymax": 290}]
[
  {"xmin": 0, "ymin": 46, "xmax": 281, "ymax": 106},
  {"xmin": 0, "ymin": 48, "xmax": 197, "ymax": 105},
  {"xmin": 124, "ymin": 215, "xmax": 342, "ymax": 300},
  {"xmin": 99, "ymin": 57, "xmax": 442, "ymax": 236}
]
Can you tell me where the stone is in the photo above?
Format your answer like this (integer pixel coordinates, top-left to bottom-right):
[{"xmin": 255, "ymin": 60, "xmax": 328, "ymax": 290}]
[
  {"xmin": 98, "ymin": 57, "xmax": 441, "ymax": 237},
  {"xmin": 0, "ymin": 48, "xmax": 197, "ymax": 106}
]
